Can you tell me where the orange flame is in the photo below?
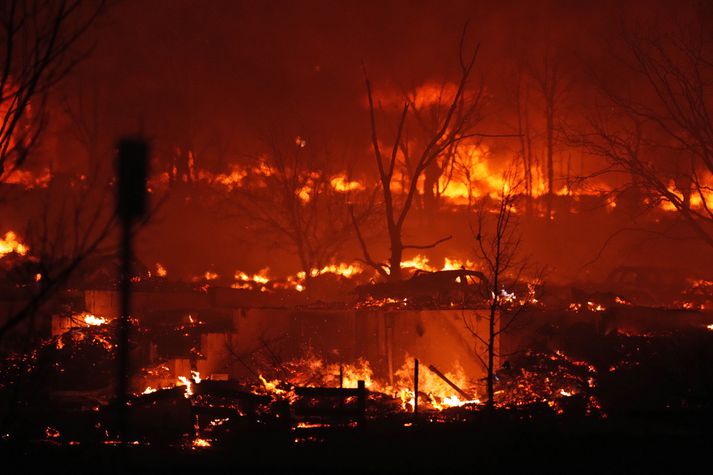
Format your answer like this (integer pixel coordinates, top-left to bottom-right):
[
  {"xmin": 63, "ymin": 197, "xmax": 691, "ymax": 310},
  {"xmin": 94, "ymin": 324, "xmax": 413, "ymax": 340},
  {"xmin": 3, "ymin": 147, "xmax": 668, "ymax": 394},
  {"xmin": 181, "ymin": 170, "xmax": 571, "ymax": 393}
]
[
  {"xmin": 0, "ymin": 231, "xmax": 28, "ymax": 258},
  {"xmin": 177, "ymin": 370, "xmax": 201, "ymax": 398},
  {"xmin": 330, "ymin": 174, "xmax": 365, "ymax": 192},
  {"xmin": 260, "ymin": 353, "xmax": 479, "ymax": 412},
  {"xmin": 155, "ymin": 263, "xmax": 168, "ymax": 277}
]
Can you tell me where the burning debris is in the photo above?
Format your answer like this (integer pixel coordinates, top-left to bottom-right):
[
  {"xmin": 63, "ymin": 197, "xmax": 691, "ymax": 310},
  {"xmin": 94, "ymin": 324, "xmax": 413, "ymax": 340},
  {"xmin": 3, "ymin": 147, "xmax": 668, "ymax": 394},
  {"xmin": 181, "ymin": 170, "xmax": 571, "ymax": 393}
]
[
  {"xmin": 1, "ymin": 214, "xmax": 713, "ymax": 453},
  {"xmin": 495, "ymin": 349, "xmax": 602, "ymax": 416}
]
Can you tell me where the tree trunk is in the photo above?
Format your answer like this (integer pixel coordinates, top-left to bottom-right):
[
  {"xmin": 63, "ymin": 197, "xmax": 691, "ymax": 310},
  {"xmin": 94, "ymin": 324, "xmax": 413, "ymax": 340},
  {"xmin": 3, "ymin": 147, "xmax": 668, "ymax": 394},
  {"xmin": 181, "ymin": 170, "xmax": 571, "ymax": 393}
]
[
  {"xmin": 423, "ymin": 160, "xmax": 441, "ymax": 215},
  {"xmin": 389, "ymin": 237, "xmax": 403, "ymax": 282},
  {"xmin": 546, "ymin": 107, "xmax": 554, "ymax": 217},
  {"xmin": 487, "ymin": 232, "xmax": 501, "ymax": 411},
  {"xmin": 487, "ymin": 301, "xmax": 496, "ymax": 411}
]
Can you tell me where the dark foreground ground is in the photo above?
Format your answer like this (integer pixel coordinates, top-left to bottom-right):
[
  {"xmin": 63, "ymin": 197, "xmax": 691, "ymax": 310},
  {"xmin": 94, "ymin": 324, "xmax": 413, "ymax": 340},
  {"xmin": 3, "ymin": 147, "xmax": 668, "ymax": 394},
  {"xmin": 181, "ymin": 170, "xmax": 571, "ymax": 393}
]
[{"xmin": 3, "ymin": 412, "xmax": 712, "ymax": 474}]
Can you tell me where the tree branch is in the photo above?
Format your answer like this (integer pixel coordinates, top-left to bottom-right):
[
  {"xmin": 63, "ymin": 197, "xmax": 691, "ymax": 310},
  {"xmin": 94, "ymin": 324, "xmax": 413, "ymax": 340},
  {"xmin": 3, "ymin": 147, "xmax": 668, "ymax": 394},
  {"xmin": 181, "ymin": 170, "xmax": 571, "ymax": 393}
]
[{"xmin": 402, "ymin": 234, "xmax": 453, "ymax": 250}]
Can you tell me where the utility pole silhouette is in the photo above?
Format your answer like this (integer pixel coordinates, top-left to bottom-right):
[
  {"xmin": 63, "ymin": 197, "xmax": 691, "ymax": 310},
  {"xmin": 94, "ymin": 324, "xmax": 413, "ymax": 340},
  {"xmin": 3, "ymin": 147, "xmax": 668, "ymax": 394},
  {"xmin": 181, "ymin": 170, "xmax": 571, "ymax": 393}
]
[{"xmin": 116, "ymin": 138, "xmax": 149, "ymax": 443}]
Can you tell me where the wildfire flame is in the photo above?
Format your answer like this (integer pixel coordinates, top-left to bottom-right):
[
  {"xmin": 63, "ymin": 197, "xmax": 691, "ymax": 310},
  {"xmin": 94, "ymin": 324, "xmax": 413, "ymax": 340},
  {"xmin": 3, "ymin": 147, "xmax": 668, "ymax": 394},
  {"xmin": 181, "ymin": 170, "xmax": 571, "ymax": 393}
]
[
  {"xmin": 299, "ymin": 262, "xmax": 364, "ymax": 279},
  {"xmin": 177, "ymin": 370, "xmax": 202, "ymax": 398},
  {"xmin": 393, "ymin": 357, "xmax": 478, "ymax": 411},
  {"xmin": 234, "ymin": 269, "xmax": 270, "ymax": 285},
  {"xmin": 330, "ymin": 174, "xmax": 365, "ymax": 192},
  {"xmin": 83, "ymin": 314, "xmax": 107, "ymax": 326},
  {"xmin": 70, "ymin": 311, "xmax": 109, "ymax": 327},
  {"xmin": 401, "ymin": 255, "xmax": 479, "ymax": 274},
  {"xmin": 0, "ymin": 231, "xmax": 28, "ymax": 258},
  {"xmin": 401, "ymin": 255, "xmax": 437, "ymax": 272},
  {"xmin": 261, "ymin": 353, "xmax": 478, "ymax": 412},
  {"xmin": 212, "ymin": 165, "xmax": 247, "ymax": 190},
  {"xmin": 442, "ymin": 257, "xmax": 476, "ymax": 270},
  {"xmin": 259, "ymin": 374, "xmax": 286, "ymax": 395},
  {"xmin": 193, "ymin": 271, "xmax": 219, "ymax": 283}
]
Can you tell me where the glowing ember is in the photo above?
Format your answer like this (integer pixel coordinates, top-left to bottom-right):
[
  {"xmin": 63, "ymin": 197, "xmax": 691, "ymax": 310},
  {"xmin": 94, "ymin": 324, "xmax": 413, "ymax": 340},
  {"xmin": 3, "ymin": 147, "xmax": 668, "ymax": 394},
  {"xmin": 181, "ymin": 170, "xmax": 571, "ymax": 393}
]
[
  {"xmin": 155, "ymin": 263, "xmax": 167, "ymax": 277},
  {"xmin": 3, "ymin": 168, "xmax": 51, "ymax": 189},
  {"xmin": 496, "ymin": 350, "xmax": 600, "ymax": 415},
  {"xmin": 295, "ymin": 422, "xmax": 330, "ymax": 429},
  {"xmin": 355, "ymin": 297, "xmax": 408, "ymax": 309},
  {"xmin": 192, "ymin": 438, "xmax": 211, "ymax": 448}
]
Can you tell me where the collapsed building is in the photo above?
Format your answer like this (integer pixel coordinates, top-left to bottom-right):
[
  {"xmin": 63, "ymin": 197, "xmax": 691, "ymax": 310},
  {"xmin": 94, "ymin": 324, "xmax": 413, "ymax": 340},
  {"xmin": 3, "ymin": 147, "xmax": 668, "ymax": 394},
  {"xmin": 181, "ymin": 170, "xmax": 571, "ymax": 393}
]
[{"xmin": 50, "ymin": 269, "xmax": 496, "ymax": 395}]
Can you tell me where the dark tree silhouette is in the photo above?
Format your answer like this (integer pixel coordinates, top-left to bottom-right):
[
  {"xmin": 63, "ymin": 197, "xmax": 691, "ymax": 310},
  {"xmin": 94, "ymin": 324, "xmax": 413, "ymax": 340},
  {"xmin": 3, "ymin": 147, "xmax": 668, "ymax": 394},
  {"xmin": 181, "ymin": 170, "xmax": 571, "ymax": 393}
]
[
  {"xmin": 235, "ymin": 134, "xmax": 372, "ymax": 287},
  {"xmin": 0, "ymin": 0, "xmax": 106, "ymax": 180},
  {"xmin": 576, "ymin": 19, "xmax": 713, "ymax": 249},
  {"xmin": 465, "ymin": 168, "xmax": 527, "ymax": 410},
  {"xmin": 353, "ymin": 26, "xmax": 482, "ymax": 282}
]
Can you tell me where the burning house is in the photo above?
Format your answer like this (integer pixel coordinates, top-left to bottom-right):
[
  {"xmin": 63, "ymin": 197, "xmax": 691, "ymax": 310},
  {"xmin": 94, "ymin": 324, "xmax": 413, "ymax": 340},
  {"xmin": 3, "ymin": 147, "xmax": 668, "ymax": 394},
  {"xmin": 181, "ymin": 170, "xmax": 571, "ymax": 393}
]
[{"xmin": 2, "ymin": 0, "xmax": 713, "ymax": 472}]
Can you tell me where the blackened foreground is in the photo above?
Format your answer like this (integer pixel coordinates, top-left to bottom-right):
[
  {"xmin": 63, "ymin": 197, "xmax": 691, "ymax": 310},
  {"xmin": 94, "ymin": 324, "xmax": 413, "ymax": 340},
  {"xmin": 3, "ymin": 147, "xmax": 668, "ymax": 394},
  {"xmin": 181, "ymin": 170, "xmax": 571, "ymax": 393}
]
[{"xmin": 3, "ymin": 412, "xmax": 712, "ymax": 474}]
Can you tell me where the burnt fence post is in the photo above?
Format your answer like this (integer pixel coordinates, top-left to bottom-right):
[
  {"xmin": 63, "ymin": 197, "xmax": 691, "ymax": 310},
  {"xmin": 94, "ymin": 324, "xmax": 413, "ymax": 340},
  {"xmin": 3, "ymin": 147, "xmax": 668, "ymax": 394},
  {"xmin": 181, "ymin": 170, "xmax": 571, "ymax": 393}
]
[{"xmin": 357, "ymin": 379, "xmax": 366, "ymax": 426}]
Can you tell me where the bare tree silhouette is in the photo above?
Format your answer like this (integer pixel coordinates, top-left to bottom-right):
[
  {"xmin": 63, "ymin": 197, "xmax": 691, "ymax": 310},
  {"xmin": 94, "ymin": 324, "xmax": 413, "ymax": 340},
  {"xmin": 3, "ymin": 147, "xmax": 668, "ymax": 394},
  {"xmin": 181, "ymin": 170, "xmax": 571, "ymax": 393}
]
[
  {"xmin": 353, "ymin": 25, "xmax": 482, "ymax": 282},
  {"xmin": 0, "ymin": 0, "xmax": 107, "ymax": 180},
  {"xmin": 575, "ymin": 19, "xmax": 713, "ymax": 249},
  {"xmin": 234, "ymin": 134, "xmax": 373, "ymax": 287},
  {"xmin": 465, "ymin": 167, "xmax": 527, "ymax": 410}
]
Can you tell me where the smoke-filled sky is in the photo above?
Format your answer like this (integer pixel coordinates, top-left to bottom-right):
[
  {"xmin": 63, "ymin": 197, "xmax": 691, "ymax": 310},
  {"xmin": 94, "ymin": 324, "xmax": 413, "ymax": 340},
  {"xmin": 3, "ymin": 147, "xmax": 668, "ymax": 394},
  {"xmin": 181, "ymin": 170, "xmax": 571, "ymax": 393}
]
[{"xmin": 59, "ymin": 0, "xmax": 693, "ymax": 173}]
